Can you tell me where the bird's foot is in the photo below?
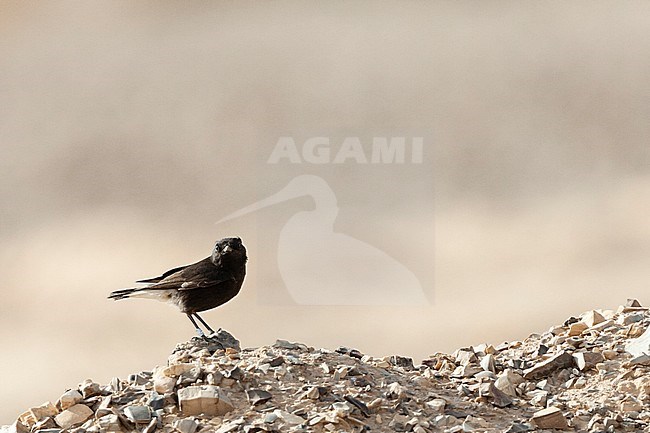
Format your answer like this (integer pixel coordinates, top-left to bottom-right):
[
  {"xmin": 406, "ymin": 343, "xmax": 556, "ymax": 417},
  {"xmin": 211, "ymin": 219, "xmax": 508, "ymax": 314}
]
[{"xmin": 205, "ymin": 328, "xmax": 222, "ymax": 339}]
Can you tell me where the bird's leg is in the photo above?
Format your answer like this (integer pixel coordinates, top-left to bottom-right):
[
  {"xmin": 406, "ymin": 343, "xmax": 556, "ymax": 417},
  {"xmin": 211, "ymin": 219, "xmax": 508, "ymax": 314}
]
[
  {"xmin": 193, "ymin": 313, "xmax": 216, "ymax": 336},
  {"xmin": 187, "ymin": 314, "xmax": 206, "ymax": 338}
]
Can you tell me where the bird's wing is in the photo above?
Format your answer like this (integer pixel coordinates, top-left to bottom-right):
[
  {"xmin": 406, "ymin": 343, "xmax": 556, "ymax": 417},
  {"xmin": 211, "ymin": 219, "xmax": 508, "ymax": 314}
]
[
  {"xmin": 142, "ymin": 257, "xmax": 234, "ymax": 291},
  {"xmin": 136, "ymin": 264, "xmax": 190, "ymax": 283}
]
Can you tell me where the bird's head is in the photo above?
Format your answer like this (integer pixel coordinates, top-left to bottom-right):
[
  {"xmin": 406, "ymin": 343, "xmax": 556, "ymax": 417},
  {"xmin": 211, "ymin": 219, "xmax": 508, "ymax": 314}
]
[{"xmin": 211, "ymin": 237, "xmax": 247, "ymax": 267}]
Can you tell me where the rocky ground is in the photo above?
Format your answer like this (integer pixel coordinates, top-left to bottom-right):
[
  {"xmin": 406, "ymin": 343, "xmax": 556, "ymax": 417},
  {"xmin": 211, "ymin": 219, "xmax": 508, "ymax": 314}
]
[{"xmin": 5, "ymin": 299, "xmax": 650, "ymax": 433}]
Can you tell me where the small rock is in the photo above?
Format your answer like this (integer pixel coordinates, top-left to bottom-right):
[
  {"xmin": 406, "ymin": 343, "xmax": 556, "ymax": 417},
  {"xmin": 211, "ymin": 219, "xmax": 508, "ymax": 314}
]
[
  {"xmin": 263, "ymin": 412, "xmax": 278, "ymax": 424},
  {"xmin": 488, "ymin": 382, "xmax": 513, "ymax": 407},
  {"xmin": 367, "ymin": 398, "xmax": 383, "ymax": 410},
  {"xmin": 527, "ymin": 390, "xmax": 548, "ymax": 407},
  {"xmin": 627, "ymin": 298, "xmax": 642, "ymax": 307},
  {"xmin": 573, "ymin": 351, "xmax": 605, "ymax": 371},
  {"xmin": 29, "ymin": 403, "xmax": 58, "ymax": 422},
  {"xmin": 620, "ymin": 313, "xmax": 644, "ymax": 325},
  {"xmin": 54, "ymin": 405, "xmax": 93, "ymax": 429},
  {"xmin": 523, "ymin": 351, "xmax": 575, "ymax": 380},
  {"xmin": 273, "ymin": 409, "xmax": 305, "ymax": 425},
  {"xmin": 454, "ymin": 348, "xmax": 478, "ymax": 366},
  {"xmin": 568, "ymin": 322, "xmax": 588, "ymax": 336},
  {"xmin": 480, "ymin": 354, "xmax": 496, "ymax": 373},
  {"xmin": 505, "ymin": 422, "xmax": 533, "ymax": 432},
  {"xmin": 147, "ymin": 393, "xmax": 166, "ymax": 411},
  {"xmin": 154, "ymin": 377, "xmax": 176, "ymax": 394},
  {"xmin": 620, "ymin": 397, "xmax": 643, "ymax": 412},
  {"xmin": 582, "ymin": 310, "xmax": 606, "ymax": 327},
  {"xmin": 331, "ymin": 402, "xmax": 353, "ymax": 417},
  {"xmin": 97, "ymin": 415, "xmax": 121, "ymax": 432},
  {"xmin": 530, "ymin": 407, "xmax": 569, "ymax": 430},
  {"xmin": 124, "ymin": 406, "xmax": 151, "ymax": 424},
  {"xmin": 172, "ymin": 418, "xmax": 198, "ymax": 433},
  {"xmin": 462, "ymin": 415, "xmax": 489, "ymax": 432},
  {"xmin": 344, "ymin": 395, "xmax": 370, "ymax": 417},
  {"xmin": 628, "ymin": 354, "xmax": 650, "ymax": 366},
  {"xmin": 79, "ymin": 380, "xmax": 101, "ymax": 399},
  {"xmin": 177, "ymin": 385, "xmax": 233, "ymax": 416},
  {"xmin": 246, "ymin": 389, "xmax": 272, "ymax": 405},
  {"xmin": 425, "ymin": 398, "xmax": 446, "ymax": 415},
  {"xmin": 495, "ymin": 369, "xmax": 523, "ymax": 396},
  {"xmin": 58, "ymin": 391, "xmax": 83, "ymax": 411},
  {"xmin": 336, "ymin": 347, "xmax": 363, "ymax": 359},
  {"xmin": 273, "ymin": 340, "xmax": 304, "ymax": 350},
  {"xmin": 389, "ymin": 355, "xmax": 414, "ymax": 369}
]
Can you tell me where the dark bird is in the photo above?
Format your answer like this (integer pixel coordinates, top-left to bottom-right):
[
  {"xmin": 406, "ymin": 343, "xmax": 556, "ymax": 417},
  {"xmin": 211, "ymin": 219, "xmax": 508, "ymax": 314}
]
[{"xmin": 108, "ymin": 237, "xmax": 247, "ymax": 337}]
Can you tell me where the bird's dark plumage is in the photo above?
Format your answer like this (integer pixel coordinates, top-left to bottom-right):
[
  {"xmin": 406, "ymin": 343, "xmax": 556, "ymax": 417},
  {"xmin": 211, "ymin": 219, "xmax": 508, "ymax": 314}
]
[{"xmin": 108, "ymin": 237, "xmax": 247, "ymax": 337}]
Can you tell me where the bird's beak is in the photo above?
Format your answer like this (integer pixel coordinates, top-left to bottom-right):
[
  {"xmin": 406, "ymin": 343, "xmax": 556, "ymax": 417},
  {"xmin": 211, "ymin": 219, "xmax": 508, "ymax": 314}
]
[
  {"xmin": 222, "ymin": 245, "xmax": 233, "ymax": 254},
  {"xmin": 216, "ymin": 182, "xmax": 304, "ymax": 224}
]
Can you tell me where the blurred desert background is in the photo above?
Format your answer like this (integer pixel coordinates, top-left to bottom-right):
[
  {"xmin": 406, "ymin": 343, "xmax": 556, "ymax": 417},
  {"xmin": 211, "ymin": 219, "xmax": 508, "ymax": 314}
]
[{"xmin": 2, "ymin": 1, "xmax": 650, "ymax": 424}]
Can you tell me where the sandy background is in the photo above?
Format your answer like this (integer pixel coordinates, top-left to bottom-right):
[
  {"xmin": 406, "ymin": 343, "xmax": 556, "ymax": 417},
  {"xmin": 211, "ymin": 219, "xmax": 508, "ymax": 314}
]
[{"xmin": 1, "ymin": 1, "xmax": 650, "ymax": 423}]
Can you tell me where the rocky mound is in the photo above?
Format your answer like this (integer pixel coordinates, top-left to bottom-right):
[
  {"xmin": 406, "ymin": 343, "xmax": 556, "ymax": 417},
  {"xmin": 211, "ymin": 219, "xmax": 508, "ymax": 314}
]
[{"xmin": 5, "ymin": 299, "xmax": 650, "ymax": 433}]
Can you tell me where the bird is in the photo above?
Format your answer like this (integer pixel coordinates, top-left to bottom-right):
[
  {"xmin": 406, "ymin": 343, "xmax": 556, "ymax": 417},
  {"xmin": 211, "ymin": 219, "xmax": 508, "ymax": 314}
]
[
  {"xmin": 108, "ymin": 237, "xmax": 247, "ymax": 337},
  {"xmin": 217, "ymin": 175, "xmax": 427, "ymax": 305}
]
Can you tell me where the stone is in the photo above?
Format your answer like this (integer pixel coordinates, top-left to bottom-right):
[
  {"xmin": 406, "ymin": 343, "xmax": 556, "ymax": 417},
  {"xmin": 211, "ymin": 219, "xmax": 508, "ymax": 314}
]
[
  {"xmin": 273, "ymin": 340, "xmax": 305, "ymax": 350},
  {"xmin": 177, "ymin": 385, "xmax": 233, "ymax": 416},
  {"xmin": 154, "ymin": 377, "xmax": 176, "ymax": 394},
  {"xmin": 273, "ymin": 409, "xmax": 305, "ymax": 425},
  {"xmin": 263, "ymin": 412, "xmax": 278, "ymax": 424},
  {"xmin": 54, "ymin": 405, "xmax": 93, "ymax": 429},
  {"xmin": 505, "ymin": 422, "xmax": 533, "ymax": 432},
  {"xmin": 620, "ymin": 313, "xmax": 644, "ymax": 325},
  {"xmin": 97, "ymin": 415, "xmax": 121, "ymax": 432},
  {"xmin": 620, "ymin": 397, "xmax": 643, "ymax": 412},
  {"xmin": 173, "ymin": 329, "xmax": 240, "ymax": 354},
  {"xmin": 627, "ymin": 354, "xmax": 650, "ymax": 366},
  {"xmin": 626, "ymin": 327, "xmax": 650, "ymax": 358},
  {"xmin": 344, "ymin": 395, "xmax": 370, "ymax": 417},
  {"xmin": 389, "ymin": 355, "xmax": 414, "ymax": 369},
  {"xmin": 161, "ymin": 363, "xmax": 195, "ymax": 378},
  {"xmin": 246, "ymin": 389, "xmax": 272, "ymax": 405},
  {"xmin": 94, "ymin": 396, "xmax": 112, "ymax": 418},
  {"xmin": 474, "ymin": 371, "xmax": 496, "ymax": 380},
  {"xmin": 527, "ymin": 390, "xmax": 548, "ymax": 407},
  {"xmin": 573, "ymin": 351, "xmax": 605, "ymax": 371},
  {"xmin": 331, "ymin": 402, "xmax": 353, "ymax": 417},
  {"xmin": 568, "ymin": 321, "xmax": 588, "ymax": 336},
  {"xmin": 582, "ymin": 310, "xmax": 606, "ymax": 327},
  {"xmin": 480, "ymin": 354, "xmax": 496, "ymax": 373},
  {"xmin": 142, "ymin": 418, "xmax": 157, "ymax": 433},
  {"xmin": 58, "ymin": 390, "xmax": 83, "ymax": 411},
  {"xmin": 454, "ymin": 348, "xmax": 478, "ymax": 366},
  {"xmin": 523, "ymin": 351, "xmax": 575, "ymax": 380},
  {"xmin": 387, "ymin": 382, "xmax": 408, "ymax": 399},
  {"xmin": 79, "ymin": 380, "xmax": 101, "ymax": 398},
  {"xmin": 627, "ymin": 298, "xmax": 642, "ymax": 307},
  {"xmin": 29, "ymin": 402, "xmax": 58, "ymax": 422},
  {"xmin": 488, "ymin": 382, "xmax": 513, "ymax": 407},
  {"xmin": 495, "ymin": 369, "xmax": 523, "ymax": 396},
  {"xmin": 123, "ymin": 406, "xmax": 151, "ymax": 424},
  {"xmin": 172, "ymin": 418, "xmax": 198, "ymax": 433},
  {"xmin": 462, "ymin": 416, "xmax": 489, "ymax": 432},
  {"xmin": 451, "ymin": 364, "xmax": 482, "ymax": 378},
  {"xmin": 336, "ymin": 347, "xmax": 364, "ymax": 359},
  {"xmin": 530, "ymin": 407, "xmax": 569, "ymax": 430},
  {"xmin": 147, "ymin": 393, "xmax": 166, "ymax": 411},
  {"xmin": 2, "ymin": 421, "xmax": 28, "ymax": 433}
]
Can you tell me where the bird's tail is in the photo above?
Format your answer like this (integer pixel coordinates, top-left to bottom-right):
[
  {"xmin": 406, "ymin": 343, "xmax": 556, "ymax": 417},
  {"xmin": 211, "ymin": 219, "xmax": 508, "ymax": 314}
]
[{"xmin": 108, "ymin": 288, "xmax": 138, "ymax": 300}]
